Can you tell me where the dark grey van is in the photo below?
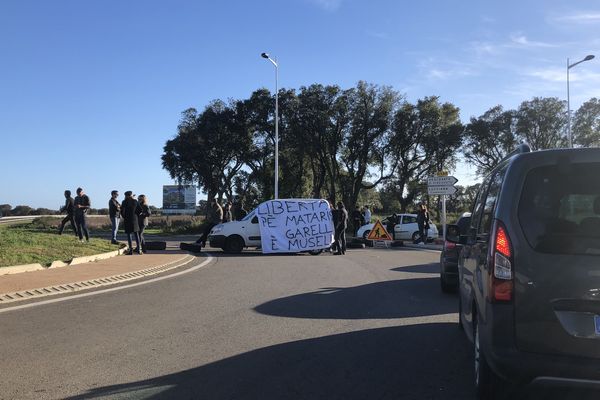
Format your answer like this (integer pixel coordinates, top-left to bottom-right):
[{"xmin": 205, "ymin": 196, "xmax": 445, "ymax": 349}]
[{"xmin": 449, "ymin": 145, "xmax": 600, "ymax": 399}]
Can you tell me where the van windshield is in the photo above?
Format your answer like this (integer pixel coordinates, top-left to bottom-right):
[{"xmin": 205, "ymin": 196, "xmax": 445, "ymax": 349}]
[
  {"xmin": 241, "ymin": 210, "xmax": 255, "ymax": 222},
  {"xmin": 518, "ymin": 162, "xmax": 600, "ymax": 255}
]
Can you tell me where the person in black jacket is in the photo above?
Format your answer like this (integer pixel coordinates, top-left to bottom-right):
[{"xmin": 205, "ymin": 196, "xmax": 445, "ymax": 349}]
[
  {"xmin": 415, "ymin": 204, "xmax": 430, "ymax": 244},
  {"xmin": 121, "ymin": 191, "xmax": 142, "ymax": 255},
  {"xmin": 74, "ymin": 187, "xmax": 91, "ymax": 242},
  {"xmin": 58, "ymin": 190, "xmax": 78, "ymax": 236},
  {"xmin": 137, "ymin": 194, "xmax": 151, "ymax": 253},
  {"xmin": 108, "ymin": 190, "xmax": 121, "ymax": 244},
  {"xmin": 351, "ymin": 206, "xmax": 363, "ymax": 237},
  {"xmin": 333, "ymin": 201, "xmax": 348, "ymax": 255}
]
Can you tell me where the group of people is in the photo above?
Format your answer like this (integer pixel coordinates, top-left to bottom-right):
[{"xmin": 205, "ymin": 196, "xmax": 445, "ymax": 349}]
[
  {"xmin": 351, "ymin": 205, "xmax": 372, "ymax": 236},
  {"xmin": 197, "ymin": 199, "xmax": 248, "ymax": 247},
  {"xmin": 58, "ymin": 188, "xmax": 151, "ymax": 255}
]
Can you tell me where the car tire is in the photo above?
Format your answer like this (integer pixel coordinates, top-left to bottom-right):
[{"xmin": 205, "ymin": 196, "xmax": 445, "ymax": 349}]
[
  {"xmin": 440, "ymin": 272, "xmax": 454, "ymax": 293},
  {"xmin": 224, "ymin": 235, "xmax": 244, "ymax": 254},
  {"xmin": 411, "ymin": 232, "xmax": 420, "ymax": 242},
  {"xmin": 474, "ymin": 312, "xmax": 507, "ymax": 400},
  {"xmin": 308, "ymin": 249, "xmax": 322, "ymax": 255},
  {"xmin": 362, "ymin": 230, "xmax": 371, "ymax": 240}
]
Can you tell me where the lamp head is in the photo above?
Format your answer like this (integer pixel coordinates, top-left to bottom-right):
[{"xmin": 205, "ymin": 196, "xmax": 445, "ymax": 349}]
[
  {"xmin": 584, "ymin": 55, "xmax": 595, "ymax": 61},
  {"xmin": 261, "ymin": 53, "xmax": 270, "ymax": 59}
]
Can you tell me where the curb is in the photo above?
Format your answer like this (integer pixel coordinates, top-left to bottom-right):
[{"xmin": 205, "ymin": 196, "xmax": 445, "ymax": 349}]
[
  {"xmin": 403, "ymin": 243, "xmax": 443, "ymax": 251},
  {"xmin": 0, "ymin": 253, "xmax": 197, "ymax": 305},
  {"xmin": 0, "ymin": 247, "xmax": 127, "ymax": 276}
]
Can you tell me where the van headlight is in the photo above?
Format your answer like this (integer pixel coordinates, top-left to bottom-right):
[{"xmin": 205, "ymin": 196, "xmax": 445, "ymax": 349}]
[{"xmin": 210, "ymin": 225, "xmax": 224, "ymax": 235}]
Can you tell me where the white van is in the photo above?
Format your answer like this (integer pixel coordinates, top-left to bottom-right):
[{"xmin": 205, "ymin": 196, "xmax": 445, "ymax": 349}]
[{"xmin": 207, "ymin": 210, "xmax": 262, "ymax": 253}]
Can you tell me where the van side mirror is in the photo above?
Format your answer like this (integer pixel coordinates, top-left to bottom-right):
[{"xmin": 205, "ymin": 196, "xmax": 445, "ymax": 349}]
[{"xmin": 446, "ymin": 224, "xmax": 460, "ymax": 243}]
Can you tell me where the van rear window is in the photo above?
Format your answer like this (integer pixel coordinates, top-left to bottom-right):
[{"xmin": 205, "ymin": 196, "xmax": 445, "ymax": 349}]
[{"xmin": 518, "ymin": 162, "xmax": 600, "ymax": 255}]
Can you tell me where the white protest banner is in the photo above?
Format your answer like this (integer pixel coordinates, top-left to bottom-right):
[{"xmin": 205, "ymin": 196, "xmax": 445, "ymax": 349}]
[{"xmin": 257, "ymin": 199, "xmax": 334, "ymax": 254}]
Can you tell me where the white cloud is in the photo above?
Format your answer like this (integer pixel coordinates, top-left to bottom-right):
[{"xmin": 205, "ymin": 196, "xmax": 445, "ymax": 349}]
[
  {"xmin": 553, "ymin": 12, "xmax": 600, "ymax": 24},
  {"xmin": 365, "ymin": 30, "xmax": 388, "ymax": 40},
  {"xmin": 307, "ymin": 0, "xmax": 342, "ymax": 11},
  {"xmin": 508, "ymin": 33, "xmax": 558, "ymax": 48}
]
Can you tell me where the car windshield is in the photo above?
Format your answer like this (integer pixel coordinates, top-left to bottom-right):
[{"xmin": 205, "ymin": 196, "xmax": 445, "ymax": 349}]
[
  {"xmin": 241, "ymin": 210, "xmax": 255, "ymax": 222},
  {"xmin": 518, "ymin": 162, "xmax": 600, "ymax": 255}
]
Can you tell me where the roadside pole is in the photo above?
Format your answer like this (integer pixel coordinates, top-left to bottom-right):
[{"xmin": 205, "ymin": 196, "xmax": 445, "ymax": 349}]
[{"xmin": 442, "ymin": 194, "xmax": 446, "ymax": 243}]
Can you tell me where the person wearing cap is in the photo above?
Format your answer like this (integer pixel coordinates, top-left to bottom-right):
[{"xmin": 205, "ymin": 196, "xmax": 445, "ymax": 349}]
[
  {"xmin": 108, "ymin": 190, "xmax": 121, "ymax": 245},
  {"xmin": 120, "ymin": 191, "xmax": 142, "ymax": 255},
  {"xmin": 74, "ymin": 187, "xmax": 91, "ymax": 242}
]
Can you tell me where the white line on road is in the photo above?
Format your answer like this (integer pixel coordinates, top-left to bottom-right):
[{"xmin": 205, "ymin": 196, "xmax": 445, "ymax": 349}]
[{"xmin": 0, "ymin": 253, "xmax": 214, "ymax": 315}]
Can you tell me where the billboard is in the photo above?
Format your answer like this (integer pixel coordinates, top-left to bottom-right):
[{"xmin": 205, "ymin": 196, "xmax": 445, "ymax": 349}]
[{"xmin": 162, "ymin": 185, "xmax": 197, "ymax": 215}]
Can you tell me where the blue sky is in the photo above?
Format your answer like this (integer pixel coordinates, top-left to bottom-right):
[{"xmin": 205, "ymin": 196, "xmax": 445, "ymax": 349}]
[{"xmin": 1, "ymin": 0, "xmax": 599, "ymax": 209}]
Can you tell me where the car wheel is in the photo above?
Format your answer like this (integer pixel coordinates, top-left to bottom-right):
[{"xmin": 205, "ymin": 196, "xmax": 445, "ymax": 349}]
[
  {"xmin": 440, "ymin": 272, "xmax": 454, "ymax": 293},
  {"xmin": 474, "ymin": 312, "xmax": 506, "ymax": 400},
  {"xmin": 411, "ymin": 232, "xmax": 420, "ymax": 242},
  {"xmin": 308, "ymin": 249, "xmax": 322, "ymax": 255},
  {"xmin": 224, "ymin": 235, "xmax": 244, "ymax": 254},
  {"xmin": 362, "ymin": 230, "xmax": 371, "ymax": 240},
  {"xmin": 458, "ymin": 295, "xmax": 463, "ymax": 330}
]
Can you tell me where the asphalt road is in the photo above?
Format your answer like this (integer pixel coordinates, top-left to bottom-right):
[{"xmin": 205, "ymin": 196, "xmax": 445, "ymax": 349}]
[{"xmin": 0, "ymin": 247, "xmax": 594, "ymax": 400}]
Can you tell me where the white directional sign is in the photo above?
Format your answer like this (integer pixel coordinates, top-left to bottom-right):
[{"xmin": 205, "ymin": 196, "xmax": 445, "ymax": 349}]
[
  {"xmin": 427, "ymin": 176, "xmax": 458, "ymax": 187},
  {"xmin": 428, "ymin": 185, "xmax": 458, "ymax": 195}
]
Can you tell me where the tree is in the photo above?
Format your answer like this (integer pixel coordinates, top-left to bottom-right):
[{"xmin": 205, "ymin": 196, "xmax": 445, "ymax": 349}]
[
  {"xmin": 162, "ymin": 101, "xmax": 251, "ymax": 205},
  {"xmin": 573, "ymin": 98, "xmax": 600, "ymax": 147},
  {"xmin": 290, "ymin": 84, "xmax": 350, "ymax": 200},
  {"xmin": 0, "ymin": 204, "xmax": 11, "ymax": 216},
  {"xmin": 386, "ymin": 97, "xmax": 463, "ymax": 212},
  {"xmin": 516, "ymin": 97, "xmax": 567, "ymax": 150},
  {"xmin": 340, "ymin": 81, "xmax": 400, "ymax": 209},
  {"xmin": 11, "ymin": 205, "xmax": 32, "ymax": 216},
  {"xmin": 463, "ymin": 105, "xmax": 518, "ymax": 175}
]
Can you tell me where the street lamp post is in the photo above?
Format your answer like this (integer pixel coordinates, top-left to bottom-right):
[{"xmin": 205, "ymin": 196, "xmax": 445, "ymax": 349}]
[
  {"xmin": 567, "ymin": 54, "xmax": 595, "ymax": 148},
  {"xmin": 261, "ymin": 52, "xmax": 279, "ymax": 199}
]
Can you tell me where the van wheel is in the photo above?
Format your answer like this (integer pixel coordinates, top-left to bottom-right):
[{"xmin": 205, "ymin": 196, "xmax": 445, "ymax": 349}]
[
  {"xmin": 474, "ymin": 313, "xmax": 506, "ymax": 400},
  {"xmin": 308, "ymin": 249, "xmax": 322, "ymax": 255},
  {"xmin": 362, "ymin": 230, "xmax": 371, "ymax": 240},
  {"xmin": 224, "ymin": 236, "xmax": 244, "ymax": 254},
  {"xmin": 440, "ymin": 273, "xmax": 454, "ymax": 293},
  {"xmin": 412, "ymin": 232, "xmax": 420, "ymax": 242}
]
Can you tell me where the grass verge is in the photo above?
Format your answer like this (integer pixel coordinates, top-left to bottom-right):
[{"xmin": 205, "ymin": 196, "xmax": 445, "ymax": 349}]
[{"xmin": 0, "ymin": 225, "xmax": 119, "ymax": 268}]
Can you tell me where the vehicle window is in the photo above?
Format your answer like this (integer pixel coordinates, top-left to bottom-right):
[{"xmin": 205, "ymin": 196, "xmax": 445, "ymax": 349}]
[
  {"xmin": 402, "ymin": 216, "xmax": 417, "ymax": 224},
  {"xmin": 470, "ymin": 175, "xmax": 491, "ymax": 232},
  {"xmin": 251, "ymin": 215, "xmax": 258, "ymax": 224},
  {"xmin": 242, "ymin": 210, "xmax": 255, "ymax": 222},
  {"xmin": 518, "ymin": 162, "xmax": 600, "ymax": 255},
  {"xmin": 479, "ymin": 165, "xmax": 508, "ymax": 234}
]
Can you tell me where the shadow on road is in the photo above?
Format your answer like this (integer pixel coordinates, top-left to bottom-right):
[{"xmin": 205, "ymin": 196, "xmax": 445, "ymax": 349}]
[
  {"xmin": 254, "ymin": 277, "xmax": 457, "ymax": 319},
  {"xmin": 391, "ymin": 263, "xmax": 440, "ymax": 274},
  {"xmin": 64, "ymin": 323, "xmax": 475, "ymax": 400}
]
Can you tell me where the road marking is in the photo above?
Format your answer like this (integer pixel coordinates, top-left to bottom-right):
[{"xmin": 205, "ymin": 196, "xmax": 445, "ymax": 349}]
[{"xmin": 0, "ymin": 253, "xmax": 214, "ymax": 314}]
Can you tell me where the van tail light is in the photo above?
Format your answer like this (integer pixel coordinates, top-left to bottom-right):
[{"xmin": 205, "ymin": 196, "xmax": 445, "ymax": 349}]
[
  {"xmin": 445, "ymin": 241, "xmax": 456, "ymax": 251},
  {"xmin": 490, "ymin": 221, "xmax": 513, "ymax": 302}
]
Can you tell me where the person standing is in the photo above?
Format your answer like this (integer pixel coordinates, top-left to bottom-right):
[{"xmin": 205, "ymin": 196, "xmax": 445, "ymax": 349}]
[
  {"xmin": 363, "ymin": 205, "xmax": 372, "ymax": 224},
  {"xmin": 351, "ymin": 206, "xmax": 363, "ymax": 237},
  {"xmin": 137, "ymin": 194, "xmax": 151, "ymax": 253},
  {"xmin": 197, "ymin": 199, "xmax": 223, "ymax": 247},
  {"xmin": 58, "ymin": 190, "xmax": 78, "ymax": 236},
  {"xmin": 223, "ymin": 201, "xmax": 233, "ymax": 223},
  {"xmin": 333, "ymin": 201, "xmax": 348, "ymax": 255},
  {"xmin": 233, "ymin": 200, "xmax": 248, "ymax": 221},
  {"xmin": 121, "ymin": 191, "xmax": 142, "ymax": 255},
  {"xmin": 74, "ymin": 187, "xmax": 91, "ymax": 242},
  {"xmin": 108, "ymin": 190, "xmax": 121, "ymax": 244},
  {"xmin": 416, "ymin": 204, "xmax": 430, "ymax": 244}
]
